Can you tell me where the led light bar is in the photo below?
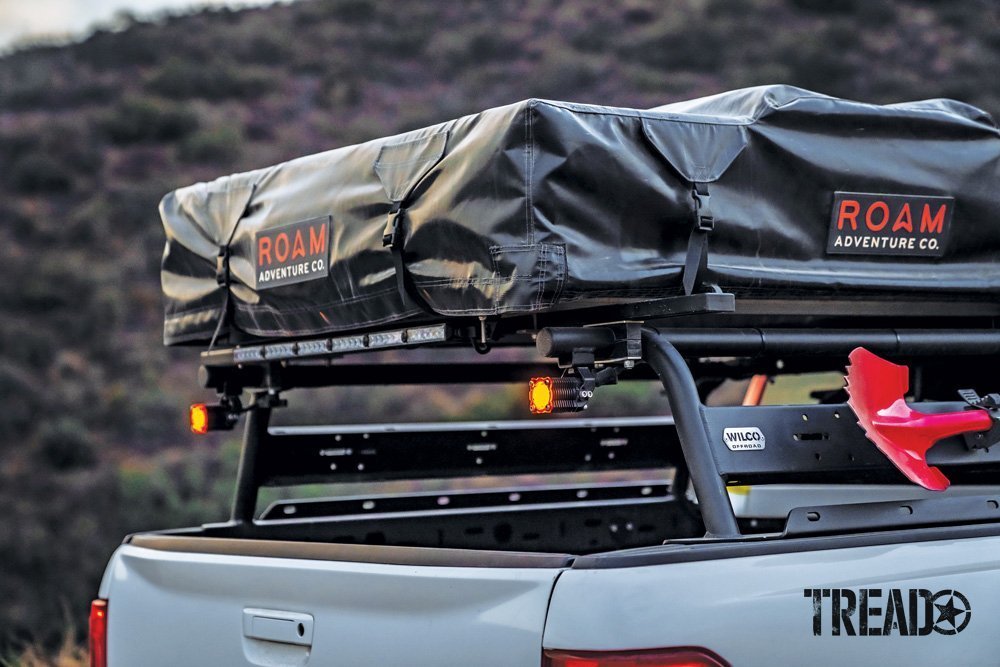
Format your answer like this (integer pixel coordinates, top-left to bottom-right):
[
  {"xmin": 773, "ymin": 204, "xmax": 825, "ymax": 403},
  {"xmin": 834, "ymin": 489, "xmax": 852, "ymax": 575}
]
[
  {"xmin": 405, "ymin": 323, "xmax": 448, "ymax": 344},
  {"xmin": 367, "ymin": 329, "xmax": 406, "ymax": 349},
  {"xmin": 227, "ymin": 324, "xmax": 450, "ymax": 364},
  {"xmin": 263, "ymin": 342, "xmax": 296, "ymax": 359},
  {"xmin": 329, "ymin": 334, "xmax": 366, "ymax": 353},
  {"xmin": 233, "ymin": 346, "xmax": 265, "ymax": 363},
  {"xmin": 296, "ymin": 339, "xmax": 331, "ymax": 357}
]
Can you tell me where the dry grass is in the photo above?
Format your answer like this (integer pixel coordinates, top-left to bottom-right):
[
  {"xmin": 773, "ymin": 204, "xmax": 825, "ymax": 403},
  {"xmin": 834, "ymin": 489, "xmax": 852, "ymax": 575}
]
[{"xmin": 4, "ymin": 634, "xmax": 87, "ymax": 667}]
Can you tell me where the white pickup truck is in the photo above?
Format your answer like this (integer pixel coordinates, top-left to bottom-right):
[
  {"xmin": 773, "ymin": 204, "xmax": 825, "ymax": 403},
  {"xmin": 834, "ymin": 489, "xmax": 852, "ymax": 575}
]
[{"xmin": 91, "ymin": 320, "xmax": 1000, "ymax": 667}]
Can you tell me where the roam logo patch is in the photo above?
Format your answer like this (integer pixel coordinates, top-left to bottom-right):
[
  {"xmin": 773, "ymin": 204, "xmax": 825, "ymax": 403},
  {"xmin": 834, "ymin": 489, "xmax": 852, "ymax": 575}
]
[
  {"xmin": 254, "ymin": 216, "xmax": 330, "ymax": 289},
  {"xmin": 804, "ymin": 588, "xmax": 971, "ymax": 636},
  {"xmin": 723, "ymin": 427, "xmax": 765, "ymax": 450},
  {"xmin": 827, "ymin": 192, "xmax": 953, "ymax": 258}
]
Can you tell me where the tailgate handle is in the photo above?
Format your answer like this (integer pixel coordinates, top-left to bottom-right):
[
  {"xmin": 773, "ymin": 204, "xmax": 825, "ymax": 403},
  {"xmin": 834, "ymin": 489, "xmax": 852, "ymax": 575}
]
[{"xmin": 243, "ymin": 608, "xmax": 313, "ymax": 647}]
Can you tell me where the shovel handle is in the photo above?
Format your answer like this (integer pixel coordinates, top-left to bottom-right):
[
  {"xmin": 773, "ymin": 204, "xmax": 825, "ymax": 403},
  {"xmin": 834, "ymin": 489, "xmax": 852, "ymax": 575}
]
[{"xmin": 873, "ymin": 404, "xmax": 993, "ymax": 447}]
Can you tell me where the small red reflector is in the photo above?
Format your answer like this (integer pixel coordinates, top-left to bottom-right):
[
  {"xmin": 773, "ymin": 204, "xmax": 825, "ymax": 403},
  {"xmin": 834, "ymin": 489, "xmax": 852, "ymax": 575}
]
[
  {"xmin": 529, "ymin": 377, "xmax": 554, "ymax": 414},
  {"xmin": 189, "ymin": 403, "xmax": 210, "ymax": 434},
  {"xmin": 543, "ymin": 647, "xmax": 730, "ymax": 667},
  {"xmin": 89, "ymin": 599, "xmax": 108, "ymax": 667}
]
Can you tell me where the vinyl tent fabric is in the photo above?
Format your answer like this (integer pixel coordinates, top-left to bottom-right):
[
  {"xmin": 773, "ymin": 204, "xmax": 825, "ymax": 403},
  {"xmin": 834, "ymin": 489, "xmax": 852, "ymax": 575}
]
[{"xmin": 159, "ymin": 85, "xmax": 1000, "ymax": 345}]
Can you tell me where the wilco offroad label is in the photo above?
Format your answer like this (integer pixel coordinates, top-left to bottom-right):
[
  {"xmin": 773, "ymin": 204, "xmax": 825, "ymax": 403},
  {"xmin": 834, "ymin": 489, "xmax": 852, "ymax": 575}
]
[
  {"xmin": 826, "ymin": 192, "xmax": 953, "ymax": 258},
  {"xmin": 254, "ymin": 216, "xmax": 330, "ymax": 289},
  {"xmin": 722, "ymin": 427, "xmax": 765, "ymax": 450},
  {"xmin": 804, "ymin": 588, "xmax": 971, "ymax": 636}
]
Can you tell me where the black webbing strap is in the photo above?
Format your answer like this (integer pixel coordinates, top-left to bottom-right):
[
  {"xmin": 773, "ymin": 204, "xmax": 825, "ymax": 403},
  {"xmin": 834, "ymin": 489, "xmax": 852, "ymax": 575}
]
[
  {"xmin": 382, "ymin": 201, "xmax": 436, "ymax": 314},
  {"xmin": 682, "ymin": 182, "xmax": 715, "ymax": 296},
  {"xmin": 208, "ymin": 185, "xmax": 257, "ymax": 350},
  {"xmin": 208, "ymin": 246, "xmax": 232, "ymax": 350}
]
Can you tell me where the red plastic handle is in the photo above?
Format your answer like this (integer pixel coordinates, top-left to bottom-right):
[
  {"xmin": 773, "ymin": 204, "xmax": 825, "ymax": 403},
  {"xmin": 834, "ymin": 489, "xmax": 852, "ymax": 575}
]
[{"xmin": 846, "ymin": 348, "xmax": 992, "ymax": 491}]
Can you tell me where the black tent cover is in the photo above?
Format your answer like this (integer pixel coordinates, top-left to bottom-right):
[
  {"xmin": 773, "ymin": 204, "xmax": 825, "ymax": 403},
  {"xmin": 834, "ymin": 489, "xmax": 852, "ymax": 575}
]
[{"xmin": 159, "ymin": 85, "xmax": 1000, "ymax": 345}]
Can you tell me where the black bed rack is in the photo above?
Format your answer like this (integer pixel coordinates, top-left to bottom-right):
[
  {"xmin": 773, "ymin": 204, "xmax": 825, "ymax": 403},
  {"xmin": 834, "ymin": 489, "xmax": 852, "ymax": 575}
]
[{"xmin": 198, "ymin": 288, "xmax": 1000, "ymax": 541}]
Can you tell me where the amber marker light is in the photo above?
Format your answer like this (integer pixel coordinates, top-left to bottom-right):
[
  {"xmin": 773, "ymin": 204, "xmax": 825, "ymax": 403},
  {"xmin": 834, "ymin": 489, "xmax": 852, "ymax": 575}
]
[
  {"xmin": 529, "ymin": 377, "xmax": 555, "ymax": 414},
  {"xmin": 189, "ymin": 403, "xmax": 210, "ymax": 434}
]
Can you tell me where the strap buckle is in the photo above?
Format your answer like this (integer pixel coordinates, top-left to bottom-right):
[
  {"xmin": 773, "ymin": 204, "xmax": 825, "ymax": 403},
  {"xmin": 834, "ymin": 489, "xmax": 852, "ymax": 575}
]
[
  {"xmin": 382, "ymin": 202, "xmax": 403, "ymax": 248},
  {"xmin": 682, "ymin": 182, "xmax": 715, "ymax": 295},
  {"xmin": 215, "ymin": 246, "xmax": 230, "ymax": 286},
  {"xmin": 693, "ymin": 185, "xmax": 714, "ymax": 231}
]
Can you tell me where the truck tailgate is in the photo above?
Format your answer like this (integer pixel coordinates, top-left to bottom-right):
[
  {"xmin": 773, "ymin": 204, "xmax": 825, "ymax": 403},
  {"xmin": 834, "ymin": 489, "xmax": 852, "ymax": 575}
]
[{"xmin": 100, "ymin": 535, "xmax": 569, "ymax": 667}]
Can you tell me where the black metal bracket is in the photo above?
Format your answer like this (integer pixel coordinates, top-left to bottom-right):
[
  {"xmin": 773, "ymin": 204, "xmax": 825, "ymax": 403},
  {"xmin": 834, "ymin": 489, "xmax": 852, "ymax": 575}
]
[
  {"xmin": 703, "ymin": 401, "xmax": 1000, "ymax": 485},
  {"xmin": 258, "ymin": 417, "xmax": 681, "ymax": 487},
  {"xmin": 959, "ymin": 389, "xmax": 1000, "ymax": 450},
  {"xmin": 259, "ymin": 482, "xmax": 673, "ymax": 521},
  {"xmin": 532, "ymin": 322, "xmax": 638, "ymax": 412},
  {"xmin": 253, "ymin": 388, "xmax": 284, "ymax": 408},
  {"xmin": 536, "ymin": 321, "xmax": 642, "ymax": 369},
  {"xmin": 240, "ymin": 485, "xmax": 700, "ymax": 553},
  {"xmin": 784, "ymin": 495, "xmax": 1000, "ymax": 538},
  {"xmin": 587, "ymin": 321, "xmax": 642, "ymax": 367}
]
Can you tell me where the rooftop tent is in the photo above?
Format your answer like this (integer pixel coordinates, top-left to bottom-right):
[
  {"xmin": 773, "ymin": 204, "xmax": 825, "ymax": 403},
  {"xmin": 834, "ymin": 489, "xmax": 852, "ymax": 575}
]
[{"xmin": 159, "ymin": 85, "xmax": 1000, "ymax": 345}]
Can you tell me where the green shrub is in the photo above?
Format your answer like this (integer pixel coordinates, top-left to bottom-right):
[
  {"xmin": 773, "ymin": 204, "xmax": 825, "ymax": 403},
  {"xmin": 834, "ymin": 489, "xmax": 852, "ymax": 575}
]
[
  {"xmin": 146, "ymin": 56, "xmax": 278, "ymax": 101},
  {"xmin": 0, "ymin": 363, "xmax": 43, "ymax": 443},
  {"xmin": 0, "ymin": 320, "xmax": 57, "ymax": 370},
  {"xmin": 117, "ymin": 442, "xmax": 239, "ymax": 531},
  {"xmin": 76, "ymin": 23, "xmax": 162, "ymax": 69},
  {"xmin": 178, "ymin": 125, "xmax": 243, "ymax": 164},
  {"xmin": 8, "ymin": 153, "xmax": 73, "ymax": 194},
  {"xmin": 100, "ymin": 96, "xmax": 199, "ymax": 145},
  {"xmin": 33, "ymin": 418, "xmax": 98, "ymax": 472},
  {"xmin": 0, "ymin": 56, "xmax": 60, "ymax": 109}
]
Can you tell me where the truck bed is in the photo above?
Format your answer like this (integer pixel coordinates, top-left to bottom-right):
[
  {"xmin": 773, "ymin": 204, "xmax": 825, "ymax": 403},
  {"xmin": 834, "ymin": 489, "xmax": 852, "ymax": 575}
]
[
  {"xmin": 96, "ymin": 319, "xmax": 1000, "ymax": 666},
  {"xmin": 100, "ymin": 518, "xmax": 1000, "ymax": 666}
]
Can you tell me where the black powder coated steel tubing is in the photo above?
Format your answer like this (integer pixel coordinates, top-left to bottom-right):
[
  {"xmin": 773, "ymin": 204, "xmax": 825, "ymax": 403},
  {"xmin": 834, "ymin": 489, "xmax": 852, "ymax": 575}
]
[
  {"xmin": 201, "ymin": 328, "xmax": 1000, "ymax": 391},
  {"xmin": 535, "ymin": 327, "xmax": 618, "ymax": 358},
  {"xmin": 648, "ymin": 328, "xmax": 1000, "ymax": 357},
  {"xmin": 641, "ymin": 327, "xmax": 741, "ymax": 538},
  {"xmin": 536, "ymin": 327, "xmax": 1000, "ymax": 360},
  {"xmin": 230, "ymin": 399, "xmax": 271, "ymax": 526}
]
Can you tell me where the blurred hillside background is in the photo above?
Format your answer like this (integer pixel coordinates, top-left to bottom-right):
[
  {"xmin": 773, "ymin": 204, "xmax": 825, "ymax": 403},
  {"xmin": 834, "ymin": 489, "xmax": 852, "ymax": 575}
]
[{"xmin": 1, "ymin": 0, "xmax": 999, "ymax": 662}]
